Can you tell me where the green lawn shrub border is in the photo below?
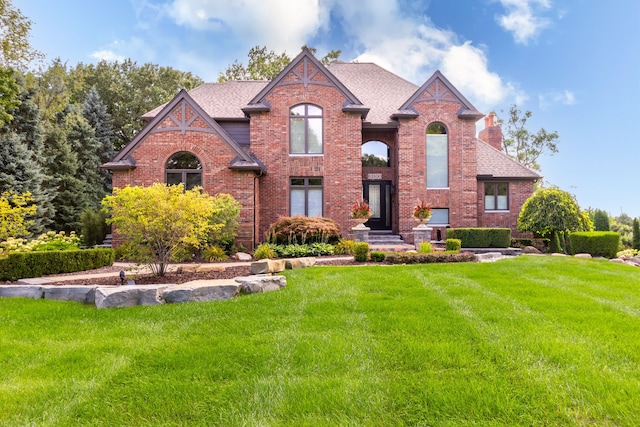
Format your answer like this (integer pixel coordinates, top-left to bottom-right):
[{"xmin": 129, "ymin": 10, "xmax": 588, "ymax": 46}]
[
  {"xmin": 447, "ymin": 228, "xmax": 511, "ymax": 248},
  {"xmin": 0, "ymin": 248, "xmax": 114, "ymax": 281},
  {"xmin": 569, "ymin": 231, "xmax": 620, "ymax": 259},
  {"xmin": 384, "ymin": 252, "xmax": 476, "ymax": 264},
  {"xmin": 370, "ymin": 251, "xmax": 385, "ymax": 262},
  {"xmin": 353, "ymin": 242, "xmax": 370, "ymax": 262},
  {"xmin": 446, "ymin": 238, "xmax": 462, "ymax": 252}
]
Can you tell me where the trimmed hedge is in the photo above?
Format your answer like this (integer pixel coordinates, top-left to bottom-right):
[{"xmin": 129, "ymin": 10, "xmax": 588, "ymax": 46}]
[
  {"xmin": 384, "ymin": 252, "xmax": 476, "ymax": 264},
  {"xmin": 0, "ymin": 248, "xmax": 114, "ymax": 281},
  {"xmin": 447, "ymin": 228, "xmax": 511, "ymax": 248},
  {"xmin": 569, "ymin": 232, "xmax": 620, "ymax": 259},
  {"xmin": 446, "ymin": 238, "xmax": 462, "ymax": 252},
  {"xmin": 353, "ymin": 242, "xmax": 370, "ymax": 262}
]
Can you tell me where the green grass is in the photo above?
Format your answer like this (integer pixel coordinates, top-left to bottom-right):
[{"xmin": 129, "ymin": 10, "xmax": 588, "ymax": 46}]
[{"xmin": 1, "ymin": 256, "xmax": 640, "ymax": 426}]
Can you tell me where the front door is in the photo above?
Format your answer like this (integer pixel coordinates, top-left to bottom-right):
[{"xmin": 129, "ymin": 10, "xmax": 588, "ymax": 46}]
[{"xmin": 363, "ymin": 180, "xmax": 392, "ymax": 230}]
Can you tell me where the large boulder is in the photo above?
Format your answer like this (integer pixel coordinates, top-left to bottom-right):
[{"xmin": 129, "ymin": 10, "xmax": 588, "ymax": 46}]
[
  {"xmin": 250, "ymin": 259, "xmax": 286, "ymax": 274},
  {"xmin": 285, "ymin": 257, "xmax": 316, "ymax": 269},
  {"xmin": 95, "ymin": 285, "xmax": 168, "ymax": 309},
  {"xmin": 44, "ymin": 286, "xmax": 97, "ymax": 304},
  {"xmin": 0, "ymin": 285, "xmax": 43, "ymax": 299},
  {"xmin": 161, "ymin": 280, "xmax": 239, "ymax": 303},
  {"xmin": 236, "ymin": 275, "xmax": 287, "ymax": 294}
]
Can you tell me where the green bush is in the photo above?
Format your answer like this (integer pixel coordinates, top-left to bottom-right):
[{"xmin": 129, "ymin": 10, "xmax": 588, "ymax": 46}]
[
  {"xmin": 569, "ymin": 232, "xmax": 620, "ymax": 258},
  {"xmin": 353, "ymin": 242, "xmax": 369, "ymax": 262},
  {"xmin": 208, "ymin": 193, "xmax": 241, "ymax": 251},
  {"xmin": 384, "ymin": 252, "xmax": 476, "ymax": 264},
  {"xmin": 370, "ymin": 251, "xmax": 385, "ymax": 262},
  {"xmin": 253, "ymin": 243, "xmax": 277, "ymax": 260},
  {"xmin": 80, "ymin": 209, "xmax": 109, "ymax": 247},
  {"xmin": 447, "ymin": 228, "xmax": 511, "ymax": 248},
  {"xmin": 266, "ymin": 216, "xmax": 341, "ymax": 244},
  {"xmin": 0, "ymin": 248, "xmax": 114, "ymax": 281},
  {"xmin": 335, "ymin": 239, "xmax": 355, "ymax": 255},
  {"xmin": 446, "ymin": 238, "xmax": 461, "ymax": 252},
  {"xmin": 170, "ymin": 243, "xmax": 197, "ymax": 262},
  {"xmin": 202, "ymin": 245, "xmax": 229, "ymax": 262},
  {"xmin": 418, "ymin": 241, "xmax": 432, "ymax": 254}
]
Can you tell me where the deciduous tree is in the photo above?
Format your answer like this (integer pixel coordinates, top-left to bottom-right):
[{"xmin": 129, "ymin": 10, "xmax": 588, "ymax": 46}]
[
  {"xmin": 102, "ymin": 183, "xmax": 232, "ymax": 276},
  {"xmin": 0, "ymin": 190, "xmax": 36, "ymax": 241},
  {"xmin": 0, "ymin": 0, "xmax": 43, "ymax": 68},
  {"xmin": 496, "ymin": 104, "xmax": 559, "ymax": 171},
  {"xmin": 517, "ymin": 187, "xmax": 592, "ymax": 253}
]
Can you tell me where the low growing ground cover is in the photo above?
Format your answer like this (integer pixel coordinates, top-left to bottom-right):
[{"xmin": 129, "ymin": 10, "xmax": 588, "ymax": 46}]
[{"xmin": 1, "ymin": 256, "xmax": 640, "ymax": 425}]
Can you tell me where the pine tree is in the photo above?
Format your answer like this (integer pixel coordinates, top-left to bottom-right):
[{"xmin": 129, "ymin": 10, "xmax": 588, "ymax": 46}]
[
  {"xmin": 61, "ymin": 104, "xmax": 104, "ymax": 210},
  {"xmin": 593, "ymin": 209, "xmax": 610, "ymax": 231},
  {"xmin": 42, "ymin": 126, "xmax": 87, "ymax": 232},
  {"xmin": 82, "ymin": 87, "xmax": 115, "ymax": 193},
  {"xmin": 633, "ymin": 218, "xmax": 640, "ymax": 250}
]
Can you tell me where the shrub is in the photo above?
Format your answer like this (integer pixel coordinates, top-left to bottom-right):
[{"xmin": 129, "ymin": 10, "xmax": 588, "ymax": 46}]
[
  {"xmin": 208, "ymin": 193, "xmax": 241, "ymax": 251},
  {"xmin": 633, "ymin": 218, "xmax": 640, "ymax": 250},
  {"xmin": 1, "ymin": 231, "xmax": 81, "ymax": 254},
  {"xmin": 569, "ymin": 231, "xmax": 620, "ymax": 258},
  {"xmin": 384, "ymin": 252, "xmax": 476, "ymax": 264},
  {"xmin": 266, "ymin": 216, "xmax": 341, "ymax": 244},
  {"xmin": 447, "ymin": 228, "xmax": 511, "ymax": 248},
  {"xmin": 80, "ymin": 208, "xmax": 109, "ymax": 247},
  {"xmin": 170, "ymin": 243, "xmax": 197, "ymax": 262},
  {"xmin": 335, "ymin": 239, "xmax": 355, "ymax": 255},
  {"xmin": 418, "ymin": 241, "xmax": 432, "ymax": 254},
  {"xmin": 202, "ymin": 245, "xmax": 229, "ymax": 262},
  {"xmin": 446, "ymin": 238, "xmax": 461, "ymax": 252},
  {"xmin": 253, "ymin": 243, "xmax": 277, "ymax": 260},
  {"xmin": 617, "ymin": 249, "xmax": 639, "ymax": 258},
  {"xmin": 0, "ymin": 248, "xmax": 114, "ymax": 281},
  {"xmin": 353, "ymin": 242, "xmax": 369, "ymax": 262},
  {"xmin": 370, "ymin": 251, "xmax": 385, "ymax": 262}
]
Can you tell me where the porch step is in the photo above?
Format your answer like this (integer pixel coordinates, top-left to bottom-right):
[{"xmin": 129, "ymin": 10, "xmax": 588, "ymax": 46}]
[{"xmin": 367, "ymin": 232, "xmax": 414, "ymax": 252}]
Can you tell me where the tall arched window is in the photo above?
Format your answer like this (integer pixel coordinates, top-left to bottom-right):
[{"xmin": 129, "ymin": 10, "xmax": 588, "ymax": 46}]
[
  {"xmin": 426, "ymin": 122, "xmax": 448, "ymax": 188},
  {"xmin": 165, "ymin": 151, "xmax": 202, "ymax": 190},
  {"xmin": 361, "ymin": 141, "xmax": 390, "ymax": 167},
  {"xmin": 290, "ymin": 104, "xmax": 323, "ymax": 154}
]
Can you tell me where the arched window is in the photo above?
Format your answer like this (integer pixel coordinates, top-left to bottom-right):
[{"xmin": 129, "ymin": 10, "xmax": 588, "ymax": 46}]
[
  {"xmin": 165, "ymin": 151, "xmax": 202, "ymax": 190},
  {"xmin": 290, "ymin": 104, "xmax": 323, "ymax": 154},
  {"xmin": 361, "ymin": 141, "xmax": 390, "ymax": 167},
  {"xmin": 426, "ymin": 122, "xmax": 448, "ymax": 188}
]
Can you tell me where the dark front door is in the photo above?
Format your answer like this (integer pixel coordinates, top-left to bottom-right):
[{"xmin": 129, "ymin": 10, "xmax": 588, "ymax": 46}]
[{"xmin": 363, "ymin": 180, "xmax": 392, "ymax": 230}]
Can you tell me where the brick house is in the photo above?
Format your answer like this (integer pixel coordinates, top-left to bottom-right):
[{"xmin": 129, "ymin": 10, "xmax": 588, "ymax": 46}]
[{"xmin": 103, "ymin": 48, "xmax": 539, "ymax": 249}]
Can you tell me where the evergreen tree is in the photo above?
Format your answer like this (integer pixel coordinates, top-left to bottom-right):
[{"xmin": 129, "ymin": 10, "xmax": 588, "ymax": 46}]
[
  {"xmin": 82, "ymin": 86, "xmax": 115, "ymax": 193},
  {"xmin": 593, "ymin": 209, "xmax": 610, "ymax": 231},
  {"xmin": 633, "ymin": 218, "xmax": 640, "ymax": 250},
  {"xmin": 61, "ymin": 104, "xmax": 104, "ymax": 210},
  {"xmin": 42, "ymin": 126, "xmax": 87, "ymax": 232}
]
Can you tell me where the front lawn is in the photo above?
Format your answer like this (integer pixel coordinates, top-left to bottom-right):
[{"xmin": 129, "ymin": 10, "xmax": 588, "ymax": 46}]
[{"xmin": 1, "ymin": 256, "xmax": 639, "ymax": 426}]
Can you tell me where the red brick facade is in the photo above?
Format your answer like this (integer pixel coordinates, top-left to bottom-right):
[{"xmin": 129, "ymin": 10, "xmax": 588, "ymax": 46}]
[{"xmin": 105, "ymin": 49, "xmax": 539, "ymax": 249}]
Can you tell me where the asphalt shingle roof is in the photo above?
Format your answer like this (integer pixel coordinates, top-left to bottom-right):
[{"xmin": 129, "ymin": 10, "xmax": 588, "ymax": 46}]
[{"xmin": 476, "ymin": 139, "xmax": 541, "ymax": 179}]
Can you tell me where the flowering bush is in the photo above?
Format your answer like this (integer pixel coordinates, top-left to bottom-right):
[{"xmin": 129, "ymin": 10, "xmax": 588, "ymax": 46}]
[
  {"xmin": 0, "ymin": 231, "xmax": 80, "ymax": 255},
  {"xmin": 351, "ymin": 200, "xmax": 372, "ymax": 219},
  {"xmin": 413, "ymin": 200, "xmax": 432, "ymax": 219}
]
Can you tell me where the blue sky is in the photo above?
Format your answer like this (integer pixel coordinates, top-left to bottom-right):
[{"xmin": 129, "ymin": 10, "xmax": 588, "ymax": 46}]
[{"xmin": 16, "ymin": 0, "xmax": 640, "ymax": 218}]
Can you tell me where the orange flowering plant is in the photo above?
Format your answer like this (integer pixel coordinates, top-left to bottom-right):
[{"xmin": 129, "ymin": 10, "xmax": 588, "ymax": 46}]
[
  {"xmin": 351, "ymin": 200, "xmax": 372, "ymax": 219},
  {"xmin": 413, "ymin": 199, "xmax": 432, "ymax": 219}
]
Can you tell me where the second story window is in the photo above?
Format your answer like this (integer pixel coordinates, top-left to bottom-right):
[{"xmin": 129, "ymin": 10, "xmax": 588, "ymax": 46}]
[
  {"xmin": 290, "ymin": 104, "xmax": 323, "ymax": 154},
  {"xmin": 166, "ymin": 151, "xmax": 202, "ymax": 190}
]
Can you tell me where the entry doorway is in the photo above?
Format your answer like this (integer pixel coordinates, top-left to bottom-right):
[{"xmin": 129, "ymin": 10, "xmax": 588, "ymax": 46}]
[{"xmin": 363, "ymin": 180, "xmax": 392, "ymax": 230}]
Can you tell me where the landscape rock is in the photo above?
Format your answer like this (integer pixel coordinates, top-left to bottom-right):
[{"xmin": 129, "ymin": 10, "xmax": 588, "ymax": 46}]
[
  {"xmin": 236, "ymin": 275, "xmax": 287, "ymax": 294},
  {"xmin": 44, "ymin": 286, "xmax": 97, "ymax": 304},
  {"xmin": 179, "ymin": 264, "xmax": 225, "ymax": 273},
  {"xmin": 95, "ymin": 285, "xmax": 168, "ymax": 309},
  {"xmin": 631, "ymin": 257, "xmax": 640, "ymax": 266},
  {"xmin": 234, "ymin": 252, "xmax": 253, "ymax": 261},
  {"xmin": 610, "ymin": 258, "xmax": 625, "ymax": 264},
  {"xmin": 475, "ymin": 252, "xmax": 503, "ymax": 262},
  {"xmin": 551, "ymin": 253, "xmax": 568, "ymax": 257},
  {"xmin": 250, "ymin": 259, "xmax": 286, "ymax": 274},
  {"xmin": 0, "ymin": 285, "xmax": 44, "ymax": 299},
  {"xmin": 161, "ymin": 280, "xmax": 239, "ymax": 303},
  {"xmin": 285, "ymin": 257, "xmax": 316, "ymax": 269},
  {"xmin": 574, "ymin": 253, "xmax": 592, "ymax": 258},
  {"xmin": 16, "ymin": 277, "xmax": 53, "ymax": 286},
  {"xmin": 523, "ymin": 246, "xmax": 542, "ymax": 254}
]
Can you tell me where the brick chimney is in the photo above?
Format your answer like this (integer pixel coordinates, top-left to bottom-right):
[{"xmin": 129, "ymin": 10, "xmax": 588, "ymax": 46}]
[{"xmin": 478, "ymin": 112, "xmax": 503, "ymax": 151}]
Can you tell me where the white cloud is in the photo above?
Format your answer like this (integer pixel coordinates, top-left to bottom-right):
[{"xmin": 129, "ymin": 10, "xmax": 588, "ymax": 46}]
[
  {"xmin": 496, "ymin": 0, "xmax": 552, "ymax": 44},
  {"xmin": 538, "ymin": 90, "xmax": 576, "ymax": 109},
  {"xmin": 164, "ymin": 0, "xmax": 327, "ymax": 54},
  {"xmin": 90, "ymin": 50, "xmax": 126, "ymax": 62}
]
